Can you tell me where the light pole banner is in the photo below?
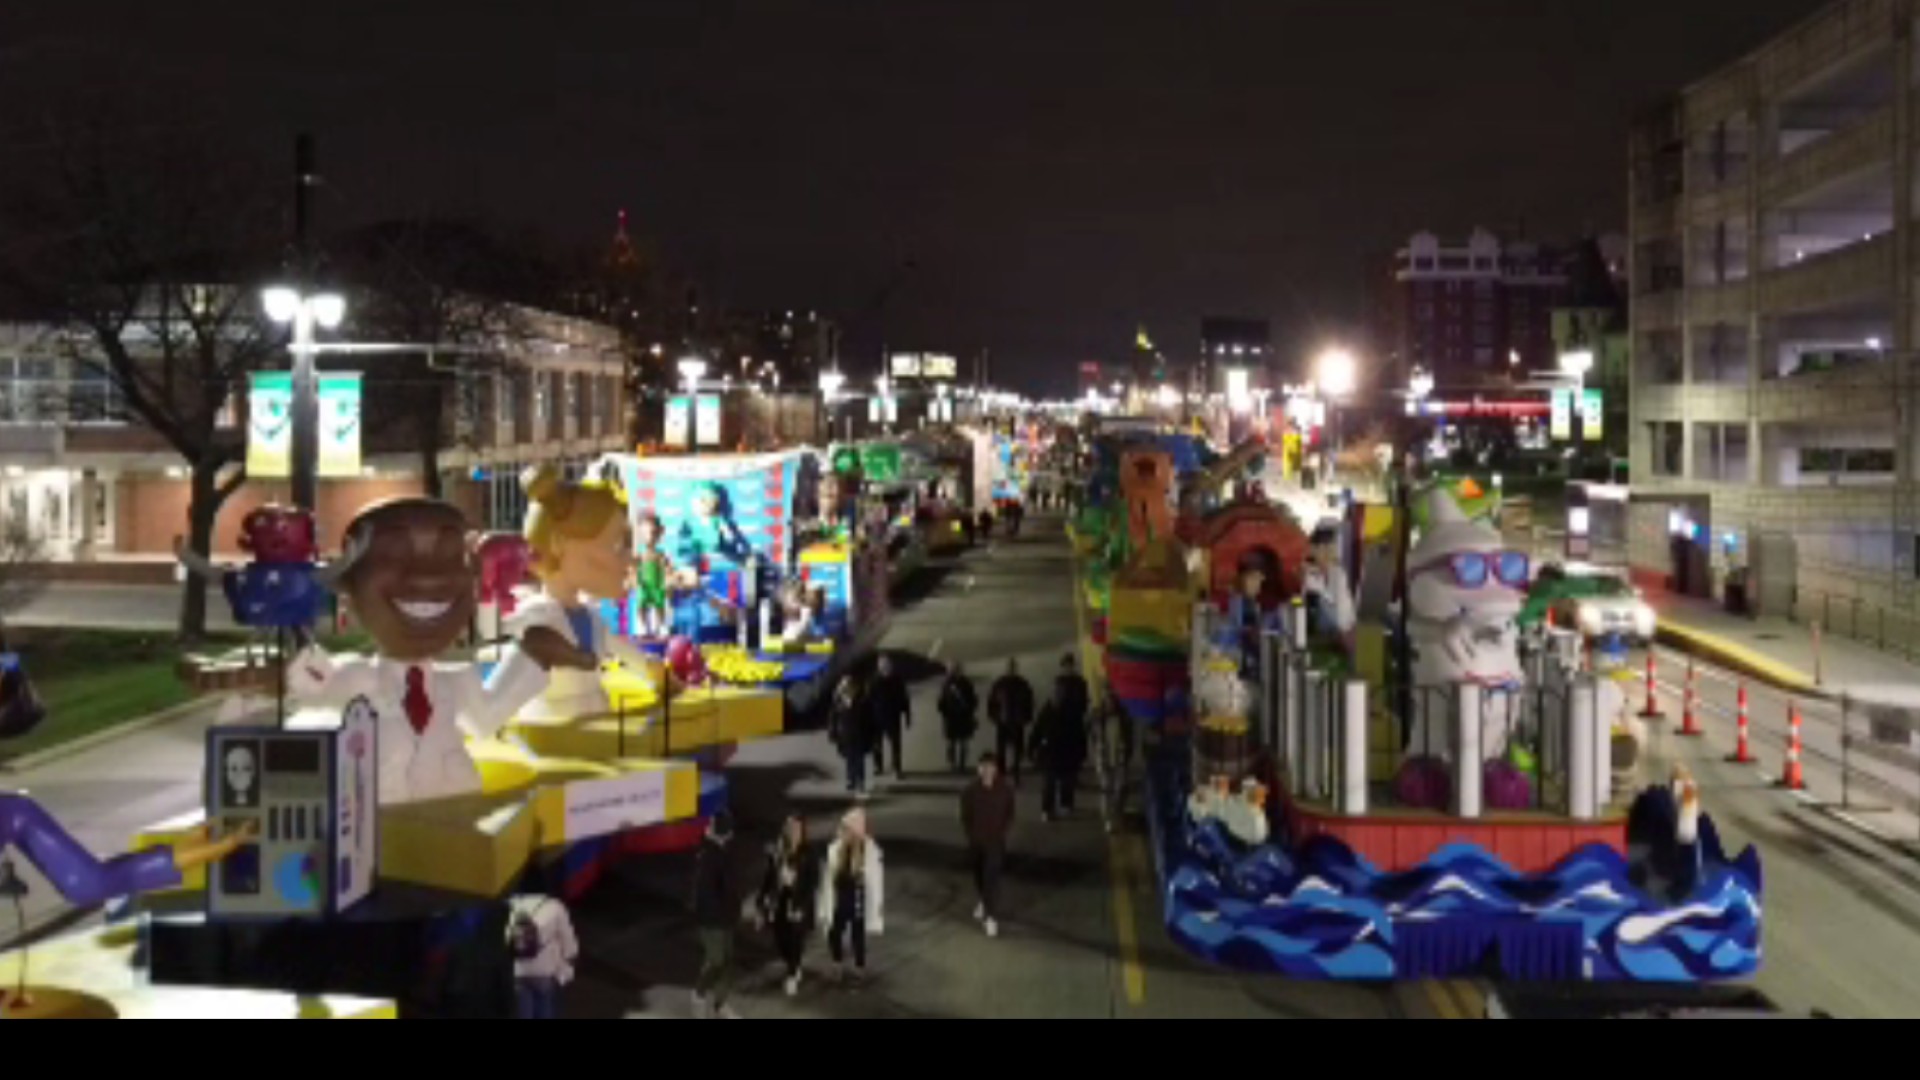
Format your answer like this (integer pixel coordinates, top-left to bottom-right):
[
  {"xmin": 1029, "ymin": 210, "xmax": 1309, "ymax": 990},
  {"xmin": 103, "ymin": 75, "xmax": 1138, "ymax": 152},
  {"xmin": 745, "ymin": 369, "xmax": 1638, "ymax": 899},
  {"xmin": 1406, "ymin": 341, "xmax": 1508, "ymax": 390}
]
[
  {"xmin": 1580, "ymin": 389, "xmax": 1604, "ymax": 443},
  {"xmin": 665, "ymin": 397, "xmax": 690, "ymax": 446},
  {"xmin": 247, "ymin": 372, "xmax": 294, "ymax": 478},
  {"xmin": 1550, "ymin": 388, "xmax": 1573, "ymax": 442},
  {"xmin": 318, "ymin": 374, "xmax": 363, "ymax": 477}
]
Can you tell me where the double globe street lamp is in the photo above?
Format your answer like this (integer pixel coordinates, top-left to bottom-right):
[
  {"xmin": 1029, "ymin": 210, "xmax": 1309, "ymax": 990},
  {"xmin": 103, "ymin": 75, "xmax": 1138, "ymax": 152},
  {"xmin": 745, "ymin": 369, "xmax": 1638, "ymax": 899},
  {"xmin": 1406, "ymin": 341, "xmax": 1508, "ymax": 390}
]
[{"xmin": 261, "ymin": 286, "xmax": 348, "ymax": 511}]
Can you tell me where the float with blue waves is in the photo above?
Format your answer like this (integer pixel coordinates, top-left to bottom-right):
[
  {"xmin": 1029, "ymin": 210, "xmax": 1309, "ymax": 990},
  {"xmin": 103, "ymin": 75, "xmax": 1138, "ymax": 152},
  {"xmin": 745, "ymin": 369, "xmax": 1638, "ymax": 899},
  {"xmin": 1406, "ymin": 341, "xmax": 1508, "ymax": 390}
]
[{"xmin": 1146, "ymin": 756, "xmax": 1763, "ymax": 982}]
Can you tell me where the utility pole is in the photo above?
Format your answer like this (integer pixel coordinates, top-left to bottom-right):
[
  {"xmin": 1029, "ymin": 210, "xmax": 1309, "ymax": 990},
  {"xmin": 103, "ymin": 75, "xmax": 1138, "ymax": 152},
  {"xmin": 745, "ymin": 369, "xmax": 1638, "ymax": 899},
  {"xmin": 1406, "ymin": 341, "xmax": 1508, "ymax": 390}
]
[{"xmin": 290, "ymin": 134, "xmax": 320, "ymax": 512}]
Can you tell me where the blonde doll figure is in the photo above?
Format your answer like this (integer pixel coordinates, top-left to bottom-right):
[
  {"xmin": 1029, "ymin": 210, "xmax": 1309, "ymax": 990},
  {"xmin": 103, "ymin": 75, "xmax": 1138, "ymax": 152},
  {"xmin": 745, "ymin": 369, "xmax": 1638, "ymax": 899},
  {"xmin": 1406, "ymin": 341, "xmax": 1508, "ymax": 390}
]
[{"xmin": 506, "ymin": 465, "xmax": 656, "ymax": 722}]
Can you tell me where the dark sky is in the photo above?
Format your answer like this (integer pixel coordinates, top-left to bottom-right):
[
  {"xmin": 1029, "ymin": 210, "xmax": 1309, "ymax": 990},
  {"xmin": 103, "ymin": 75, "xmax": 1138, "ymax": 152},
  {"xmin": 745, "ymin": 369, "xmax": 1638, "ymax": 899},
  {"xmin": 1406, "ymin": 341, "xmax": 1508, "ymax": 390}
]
[{"xmin": 5, "ymin": 0, "xmax": 1829, "ymax": 392}]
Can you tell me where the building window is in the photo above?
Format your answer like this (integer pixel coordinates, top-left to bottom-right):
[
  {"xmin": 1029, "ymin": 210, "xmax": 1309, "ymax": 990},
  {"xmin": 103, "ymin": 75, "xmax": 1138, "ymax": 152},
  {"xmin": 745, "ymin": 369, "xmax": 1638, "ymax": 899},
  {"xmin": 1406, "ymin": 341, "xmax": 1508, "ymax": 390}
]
[{"xmin": 1650, "ymin": 422, "xmax": 1684, "ymax": 477}]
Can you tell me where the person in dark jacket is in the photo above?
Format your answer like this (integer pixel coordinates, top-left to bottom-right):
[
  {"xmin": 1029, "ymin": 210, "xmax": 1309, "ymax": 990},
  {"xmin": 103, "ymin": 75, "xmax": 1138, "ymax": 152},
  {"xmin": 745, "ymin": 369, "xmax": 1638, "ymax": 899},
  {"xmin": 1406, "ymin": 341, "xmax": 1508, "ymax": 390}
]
[
  {"xmin": 960, "ymin": 753, "xmax": 1016, "ymax": 938},
  {"xmin": 938, "ymin": 663, "xmax": 980, "ymax": 773},
  {"xmin": 977, "ymin": 507, "xmax": 995, "ymax": 540},
  {"xmin": 869, "ymin": 654, "xmax": 912, "ymax": 781},
  {"xmin": 755, "ymin": 813, "xmax": 819, "ymax": 998},
  {"xmin": 1032, "ymin": 663, "xmax": 1090, "ymax": 822},
  {"xmin": 829, "ymin": 672, "xmax": 876, "ymax": 796},
  {"xmin": 689, "ymin": 811, "xmax": 741, "ymax": 1019},
  {"xmin": 1053, "ymin": 653, "xmax": 1091, "ymax": 734},
  {"xmin": 986, "ymin": 659, "xmax": 1036, "ymax": 785}
]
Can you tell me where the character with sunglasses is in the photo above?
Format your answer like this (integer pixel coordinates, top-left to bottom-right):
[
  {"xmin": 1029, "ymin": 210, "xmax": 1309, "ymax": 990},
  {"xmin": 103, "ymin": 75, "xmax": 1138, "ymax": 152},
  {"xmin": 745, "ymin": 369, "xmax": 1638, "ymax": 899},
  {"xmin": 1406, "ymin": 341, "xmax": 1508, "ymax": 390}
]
[{"xmin": 1404, "ymin": 492, "xmax": 1532, "ymax": 764}]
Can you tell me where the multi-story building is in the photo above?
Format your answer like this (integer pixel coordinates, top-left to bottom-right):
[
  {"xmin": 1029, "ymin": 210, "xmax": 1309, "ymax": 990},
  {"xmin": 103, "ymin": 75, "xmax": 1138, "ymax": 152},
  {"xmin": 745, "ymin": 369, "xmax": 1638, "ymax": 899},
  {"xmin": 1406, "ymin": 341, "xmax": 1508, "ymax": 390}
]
[
  {"xmin": 1628, "ymin": 0, "xmax": 1920, "ymax": 639},
  {"xmin": 1372, "ymin": 230, "xmax": 1622, "ymax": 390},
  {"xmin": 0, "ymin": 301, "xmax": 629, "ymax": 569}
]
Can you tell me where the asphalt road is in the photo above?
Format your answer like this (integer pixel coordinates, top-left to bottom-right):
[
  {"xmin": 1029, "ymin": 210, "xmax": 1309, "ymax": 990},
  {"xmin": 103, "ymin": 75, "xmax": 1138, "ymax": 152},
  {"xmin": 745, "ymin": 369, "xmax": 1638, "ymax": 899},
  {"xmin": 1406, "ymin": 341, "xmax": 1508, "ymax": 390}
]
[
  {"xmin": 565, "ymin": 517, "xmax": 1445, "ymax": 1019},
  {"xmin": 1628, "ymin": 647, "xmax": 1920, "ymax": 1018}
]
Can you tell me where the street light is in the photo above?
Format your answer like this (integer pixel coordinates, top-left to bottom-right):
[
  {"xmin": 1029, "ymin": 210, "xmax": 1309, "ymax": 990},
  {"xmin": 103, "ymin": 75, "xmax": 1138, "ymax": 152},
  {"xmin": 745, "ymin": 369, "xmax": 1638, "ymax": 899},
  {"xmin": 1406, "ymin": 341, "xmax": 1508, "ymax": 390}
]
[
  {"xmin": 678, "ymin": 357, "xmax": 708, "ymax": 454},
  {"xmin": 1316, "ymin": 348, "xmax": 1358, "ymax": 400},
  {"xmin": 819, "ymin": 368, "xmax": 847, "ymax": 443},
  {"xmin": 262, "ymin": 286, "xmax": 348, "ymax": 511},
  {"xmin": 1314, "ymin": 347, "xmax": 1359, "ymax": 492}
]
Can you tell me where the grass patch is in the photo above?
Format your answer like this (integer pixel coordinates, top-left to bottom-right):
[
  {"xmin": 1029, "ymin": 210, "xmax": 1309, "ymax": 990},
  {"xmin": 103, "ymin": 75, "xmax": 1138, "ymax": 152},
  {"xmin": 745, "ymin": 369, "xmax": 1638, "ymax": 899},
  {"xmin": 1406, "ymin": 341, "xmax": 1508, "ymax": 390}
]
[{"xmin": 0, "ymin": 628, "xmax": 242, "ymax": 764}]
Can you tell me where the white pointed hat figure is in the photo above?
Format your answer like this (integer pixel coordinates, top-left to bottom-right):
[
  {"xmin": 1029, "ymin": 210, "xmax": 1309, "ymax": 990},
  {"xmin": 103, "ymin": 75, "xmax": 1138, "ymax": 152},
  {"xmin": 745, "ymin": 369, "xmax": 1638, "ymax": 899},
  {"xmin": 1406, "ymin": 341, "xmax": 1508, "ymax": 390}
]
[{"xmin": 1406, "ymin": 486, "xmax": 1527, "ymax": 692}]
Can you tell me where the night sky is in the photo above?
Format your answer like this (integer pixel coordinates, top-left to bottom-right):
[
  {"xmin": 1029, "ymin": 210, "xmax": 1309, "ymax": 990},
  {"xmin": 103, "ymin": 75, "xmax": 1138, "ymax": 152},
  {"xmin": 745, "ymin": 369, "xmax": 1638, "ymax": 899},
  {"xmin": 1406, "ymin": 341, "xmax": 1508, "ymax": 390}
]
[{"xmin": 4, "ymin": 1, "xmax": 1829, "ymax": 393}]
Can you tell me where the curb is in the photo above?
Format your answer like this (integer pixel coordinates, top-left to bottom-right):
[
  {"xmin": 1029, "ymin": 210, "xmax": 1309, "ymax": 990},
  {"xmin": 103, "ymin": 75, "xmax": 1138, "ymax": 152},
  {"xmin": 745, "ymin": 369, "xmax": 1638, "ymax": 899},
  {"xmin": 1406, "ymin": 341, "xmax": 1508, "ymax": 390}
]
[
  {"xmin": 1655, "ymin": 622, "xmax": 1821, "ymax": 698},
  {"xmin": 0, "ymin": 693, "xmax": 226, "ymax": 774}
]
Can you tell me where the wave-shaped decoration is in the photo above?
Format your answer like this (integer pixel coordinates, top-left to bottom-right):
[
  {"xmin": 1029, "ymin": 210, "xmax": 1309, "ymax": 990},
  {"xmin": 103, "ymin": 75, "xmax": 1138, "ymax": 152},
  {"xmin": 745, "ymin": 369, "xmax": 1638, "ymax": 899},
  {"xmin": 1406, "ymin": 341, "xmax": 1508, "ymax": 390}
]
[{"xmin": 1144, "ymin": 753, "xmax": 1763, "ymax": 982}]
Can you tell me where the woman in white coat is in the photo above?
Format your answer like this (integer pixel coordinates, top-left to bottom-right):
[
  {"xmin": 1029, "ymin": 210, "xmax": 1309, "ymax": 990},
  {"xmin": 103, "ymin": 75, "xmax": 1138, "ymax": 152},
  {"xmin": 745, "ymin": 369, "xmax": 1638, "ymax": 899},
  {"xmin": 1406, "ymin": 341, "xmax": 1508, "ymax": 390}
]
[
  {"xmin": 818, "ymin": 808, "xmax": 885, "ymax": 982},
  {"xmin": 505, "ymin": 465, "xmax": 656, "ymax": 722}
]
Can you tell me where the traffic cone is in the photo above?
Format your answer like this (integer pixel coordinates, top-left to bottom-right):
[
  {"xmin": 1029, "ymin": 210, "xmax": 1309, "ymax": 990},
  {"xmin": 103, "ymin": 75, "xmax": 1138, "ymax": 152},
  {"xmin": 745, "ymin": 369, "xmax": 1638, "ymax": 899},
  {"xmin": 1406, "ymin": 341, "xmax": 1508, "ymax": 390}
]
[
  {"xmin": 1679, "ymin": 661, "xmax": 1702, "ymax": 737},
  {"xmin": 1729, "ymin": 686, "xmax": 1754, "ymax": 764},
  {"xmin": 1639, "ymin": 652, "xmax": 1664, "ymax": 719},
  {"xmin": 1780, "ymin": 703, "xmax": 1805, "ymax": 790}
]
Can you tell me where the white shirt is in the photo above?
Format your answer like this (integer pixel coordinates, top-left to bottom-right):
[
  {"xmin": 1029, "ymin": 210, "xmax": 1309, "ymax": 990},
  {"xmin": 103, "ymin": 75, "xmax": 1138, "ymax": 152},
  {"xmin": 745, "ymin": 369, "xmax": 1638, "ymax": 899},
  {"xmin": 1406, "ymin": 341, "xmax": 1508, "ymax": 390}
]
[
  {"xmin": 289, "ymin": 646, "xmax": 548, "ymax": 806},
  {"xmin": 508, "ymin": 894, "xmax": 580, "ymax": 984},
  {"xmin": 504, "ymin": 594, "xmax": 653, "ymax": 722}
]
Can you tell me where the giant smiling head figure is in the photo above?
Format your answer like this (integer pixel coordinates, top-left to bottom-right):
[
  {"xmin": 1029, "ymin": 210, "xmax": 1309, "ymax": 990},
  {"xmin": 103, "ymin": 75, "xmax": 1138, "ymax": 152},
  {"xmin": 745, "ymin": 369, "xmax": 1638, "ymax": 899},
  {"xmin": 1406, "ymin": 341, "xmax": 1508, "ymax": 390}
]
[{"xmin": 336, "ymin": 498, "xmax": 477, "ymax": 662}]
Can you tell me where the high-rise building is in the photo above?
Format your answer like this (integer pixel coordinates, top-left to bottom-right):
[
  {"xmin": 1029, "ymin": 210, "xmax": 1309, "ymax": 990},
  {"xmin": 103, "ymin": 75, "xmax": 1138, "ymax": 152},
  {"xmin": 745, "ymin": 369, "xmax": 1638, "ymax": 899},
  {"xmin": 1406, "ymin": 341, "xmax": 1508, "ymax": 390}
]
[
  {"xmin": 1199, "ymin": 318, "xmax": 1273, "ymax": 391},
  {"xmin": 1372, "ymin": 230, "xmax": 1590, "ymax": 390},
  {"xmin": 1628, "ymin": 0, "xmax": 1920, "ymax": 638}
]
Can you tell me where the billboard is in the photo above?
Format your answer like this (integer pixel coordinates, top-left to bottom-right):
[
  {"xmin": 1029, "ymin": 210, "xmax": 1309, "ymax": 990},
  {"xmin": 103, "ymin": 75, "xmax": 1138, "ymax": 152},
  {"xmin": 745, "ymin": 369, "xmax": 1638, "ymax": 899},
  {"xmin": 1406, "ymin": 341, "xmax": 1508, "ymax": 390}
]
[{"xmin": 247, "ymin": 372, "xmax": 363, "ymax": 479}]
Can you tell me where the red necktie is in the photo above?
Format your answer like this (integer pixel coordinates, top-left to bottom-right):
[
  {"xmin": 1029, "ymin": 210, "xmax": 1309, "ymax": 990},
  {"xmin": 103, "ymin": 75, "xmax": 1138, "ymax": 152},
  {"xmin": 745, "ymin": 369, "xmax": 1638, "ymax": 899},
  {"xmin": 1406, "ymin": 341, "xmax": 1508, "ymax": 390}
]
[{"xmin": 404, "ymin": 666, "xmax": 433, "ymax": 736}]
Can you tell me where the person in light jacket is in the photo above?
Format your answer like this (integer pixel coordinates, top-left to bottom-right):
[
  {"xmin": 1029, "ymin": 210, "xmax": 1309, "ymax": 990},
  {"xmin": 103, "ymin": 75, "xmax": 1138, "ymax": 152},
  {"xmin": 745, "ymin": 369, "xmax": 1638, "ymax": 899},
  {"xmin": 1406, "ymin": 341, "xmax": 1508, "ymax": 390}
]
[
  {"xmin": 818, "ymin": 809, "xmax": 885, "ymax": 983},
  {"xmin": 507, "ymin": 893, "xmax": 579, "ymax": 1020}
]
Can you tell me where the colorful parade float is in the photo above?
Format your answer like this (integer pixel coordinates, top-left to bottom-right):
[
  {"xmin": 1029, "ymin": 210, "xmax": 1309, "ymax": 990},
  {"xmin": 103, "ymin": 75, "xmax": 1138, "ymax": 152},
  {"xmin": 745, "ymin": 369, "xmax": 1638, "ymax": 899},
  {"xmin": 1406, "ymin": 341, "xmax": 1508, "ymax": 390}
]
[
  {"xmin": 1, "ymin": 443, "xmax": 903, "ymax": 1018},
  {"xmin": 1074, "ymin": 425, "xmax": 1763, "ymax": 985}
]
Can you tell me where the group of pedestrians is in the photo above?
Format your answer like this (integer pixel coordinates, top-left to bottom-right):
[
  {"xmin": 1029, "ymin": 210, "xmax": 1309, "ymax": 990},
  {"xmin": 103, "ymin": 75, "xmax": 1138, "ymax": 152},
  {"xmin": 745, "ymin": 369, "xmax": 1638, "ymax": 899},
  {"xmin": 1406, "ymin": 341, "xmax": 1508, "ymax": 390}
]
[
  {"xmin": 828, "ymin": 655, "xmax": 913, "ymax": 796},
  {"xmin": 684, "ymin": 650, "xmax": 1106, "ymax": 1017},
  {"xmin": 689, "ymin": 806, "xmax": 888, "ymax": 1018}
]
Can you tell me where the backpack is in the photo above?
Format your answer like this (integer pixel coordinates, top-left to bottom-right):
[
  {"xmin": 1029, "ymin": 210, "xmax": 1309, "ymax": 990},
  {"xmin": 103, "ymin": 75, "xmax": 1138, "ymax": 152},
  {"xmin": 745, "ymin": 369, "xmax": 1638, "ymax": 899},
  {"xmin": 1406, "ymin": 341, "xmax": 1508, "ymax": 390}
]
[{"xmin": 508, "ymin": 901, "xmax": 547, "ymax": 962}]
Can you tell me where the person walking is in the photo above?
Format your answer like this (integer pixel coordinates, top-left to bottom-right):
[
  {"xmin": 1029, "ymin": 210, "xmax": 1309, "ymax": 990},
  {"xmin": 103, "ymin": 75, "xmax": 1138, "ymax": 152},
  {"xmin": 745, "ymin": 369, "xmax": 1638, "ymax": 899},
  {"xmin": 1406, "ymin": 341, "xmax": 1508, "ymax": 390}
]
[
  {"xmin": 960, "ymin": 753, "xmax": 1016, "ymax": 939},
  {"xmin": 819, "ymin": 809, "xmax": 885, "ymax": 984},
  {"xmin": 938, "ymin": 662, "xmax": 980, "ymax": 774},
  {"xmin": 507, "ymin": 893, "xmax": 578, "ymax": 1020},
  {"xmin": 870, "ymin": 654, "xmax": 912, "ymax": 781},
  {"xmin": 755, "ymin": 813, "xmax": 819, "ymax": 998},
  {"xmin": 829, "ymin": 671, "xmax": 875, "ymax": 796},
  {"xmin": 690, "ymin": 811, "xmax": 742, "ymax": 1019},
  {"xmin": 977, "ymin": 506, "xmax": 995, "ymax": 541},
  {"xmin": 1006, "ymin": 499, "xmax": 1025, "ymax": 537},
  {"xmin": 986, "ymin": 659, "xmax": 1036, "ymax": 786},
  {"xmin": 1032, "ymin": 656, "xmax": 1091, "ymax": 822}
]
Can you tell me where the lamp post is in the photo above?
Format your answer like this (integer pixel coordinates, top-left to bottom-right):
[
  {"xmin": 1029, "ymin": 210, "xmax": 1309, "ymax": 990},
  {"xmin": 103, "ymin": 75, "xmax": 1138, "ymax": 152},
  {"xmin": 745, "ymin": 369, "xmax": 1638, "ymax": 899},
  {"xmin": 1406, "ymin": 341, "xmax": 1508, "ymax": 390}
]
[
  {"xmin": 262, "ymin": 286, "xmax": 347, "ymax": 512},
  {"xmin": 1315, "ymin": 347, "xmax": 1358, "ymax": 490},
  {"xmin": 819, "ymin": 368, "xmax": 846, "ymax": 444},
  {"xmin": 678, "ymin": 357, "xmax": 708, "ymax": 455}
]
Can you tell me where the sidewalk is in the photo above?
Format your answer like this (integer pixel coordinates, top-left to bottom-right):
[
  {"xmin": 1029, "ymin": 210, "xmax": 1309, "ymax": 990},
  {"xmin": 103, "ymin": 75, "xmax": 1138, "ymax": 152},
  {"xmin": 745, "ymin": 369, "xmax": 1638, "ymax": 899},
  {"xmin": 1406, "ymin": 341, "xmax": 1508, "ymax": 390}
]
[
  {"xmin": 1653, "ymin": 594, "xmax": 1920, "ymax": 698},
  {"xmin": 6, "ymin": 582, "xmax": 237, "ymax": 633}
]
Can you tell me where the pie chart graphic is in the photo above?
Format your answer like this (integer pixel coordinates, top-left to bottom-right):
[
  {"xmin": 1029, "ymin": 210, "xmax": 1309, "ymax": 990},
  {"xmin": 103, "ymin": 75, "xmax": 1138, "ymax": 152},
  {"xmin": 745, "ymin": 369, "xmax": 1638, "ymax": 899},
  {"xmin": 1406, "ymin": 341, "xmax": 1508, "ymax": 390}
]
[{"xmin": 273, "ymin": 851, "xmax": 321, "ymax": 909}]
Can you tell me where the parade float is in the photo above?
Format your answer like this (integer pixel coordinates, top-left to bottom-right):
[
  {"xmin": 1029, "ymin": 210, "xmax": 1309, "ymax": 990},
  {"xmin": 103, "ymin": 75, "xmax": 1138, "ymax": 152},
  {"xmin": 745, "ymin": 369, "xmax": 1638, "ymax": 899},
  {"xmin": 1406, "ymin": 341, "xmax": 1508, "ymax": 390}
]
[
  {"xmin": 1075, "ymin": 446, "xmax": 1764, "ymax": 984},
  {"xmin": 2, "ymin": 440, "xmax": 921, "ymax": 1017}
]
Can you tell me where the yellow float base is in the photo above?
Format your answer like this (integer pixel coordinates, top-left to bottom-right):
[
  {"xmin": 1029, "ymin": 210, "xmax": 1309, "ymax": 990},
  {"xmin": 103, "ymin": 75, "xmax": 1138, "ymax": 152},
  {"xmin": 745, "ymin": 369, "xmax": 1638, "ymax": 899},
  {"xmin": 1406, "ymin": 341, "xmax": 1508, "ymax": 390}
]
[
  {"xmin": 511, "ymin": 684, "xmax": 784, "ymax": 763},
  {"xmin": 136, "ymin": 744, "xmax": 701, "ymax": 901}
]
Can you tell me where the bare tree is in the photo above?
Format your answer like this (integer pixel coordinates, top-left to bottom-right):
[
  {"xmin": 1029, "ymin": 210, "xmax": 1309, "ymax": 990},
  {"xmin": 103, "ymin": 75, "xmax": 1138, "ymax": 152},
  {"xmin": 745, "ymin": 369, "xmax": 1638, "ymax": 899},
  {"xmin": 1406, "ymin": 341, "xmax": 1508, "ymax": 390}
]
[
  {"xmin": 334, "ymin": 220, "xmax": 556, "ymax": 496},
  {"xmin": 0, "ymin": 510, "xmax": 47, "ymax": 628},
  {"xmin": 0, "ymin": 117, "xmax": 283, "ymax": 641}
]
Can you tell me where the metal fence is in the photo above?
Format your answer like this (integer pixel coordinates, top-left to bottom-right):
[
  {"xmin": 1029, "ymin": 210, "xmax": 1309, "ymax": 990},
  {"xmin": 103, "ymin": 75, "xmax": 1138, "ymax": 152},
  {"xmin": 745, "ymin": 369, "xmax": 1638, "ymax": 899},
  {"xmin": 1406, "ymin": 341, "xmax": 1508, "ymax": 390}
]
[{"xmin": 1791, "ymin": 587, "xmax": 1920, "ymax": 664}]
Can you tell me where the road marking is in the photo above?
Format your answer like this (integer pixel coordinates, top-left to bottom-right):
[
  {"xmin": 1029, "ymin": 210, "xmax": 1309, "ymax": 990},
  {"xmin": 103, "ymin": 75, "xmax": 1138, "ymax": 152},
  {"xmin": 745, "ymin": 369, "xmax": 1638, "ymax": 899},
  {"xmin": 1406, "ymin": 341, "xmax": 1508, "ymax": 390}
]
[
  {"xmin": 928, "ymin": 638, "xmax": 944, "ymax": 659},
  {"xmin": 1108, "ymin": 834, "xmax": 1147, "ymax": 1007},
  {"xmin": 963, "ymin": 575, "xmax": 977, "ymax": 592}
]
